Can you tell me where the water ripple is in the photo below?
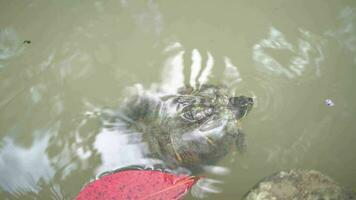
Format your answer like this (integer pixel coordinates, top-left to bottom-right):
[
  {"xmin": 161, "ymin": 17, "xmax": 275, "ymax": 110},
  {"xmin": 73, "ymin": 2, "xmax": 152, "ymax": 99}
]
[{"xmin": 253, "ymin": 26, "xmax": 326, "ymax": 79}]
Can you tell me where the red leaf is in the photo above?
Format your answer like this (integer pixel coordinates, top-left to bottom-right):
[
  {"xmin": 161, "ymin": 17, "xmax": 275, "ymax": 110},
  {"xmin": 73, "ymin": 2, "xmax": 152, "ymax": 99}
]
[{"xmin": 75, "ymin": 169, "xmax": 200, "ymax": 200}]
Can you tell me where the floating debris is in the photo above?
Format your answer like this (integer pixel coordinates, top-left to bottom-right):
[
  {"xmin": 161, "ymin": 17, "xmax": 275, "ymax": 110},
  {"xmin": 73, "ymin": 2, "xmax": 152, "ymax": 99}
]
[
  {"xmin": 23, "ymin": 40, "xmax": 31, "ymax": 44},
  {"xmin": 325, "ymin": 99, "xmax": 335, "ymax": 107}
]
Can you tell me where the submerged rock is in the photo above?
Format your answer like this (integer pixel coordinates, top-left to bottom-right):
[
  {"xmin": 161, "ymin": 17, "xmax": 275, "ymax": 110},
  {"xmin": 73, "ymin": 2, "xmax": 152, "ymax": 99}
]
[{"xmin": 243, "ymin": 169, "xmax": 356, "ymax": 200}]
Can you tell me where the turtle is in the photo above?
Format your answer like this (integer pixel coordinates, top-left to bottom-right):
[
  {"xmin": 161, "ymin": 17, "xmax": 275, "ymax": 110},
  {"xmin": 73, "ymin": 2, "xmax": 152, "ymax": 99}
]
[{"xmin": 115, "ymin": 84, "xmax": 253, "ymax": 171}]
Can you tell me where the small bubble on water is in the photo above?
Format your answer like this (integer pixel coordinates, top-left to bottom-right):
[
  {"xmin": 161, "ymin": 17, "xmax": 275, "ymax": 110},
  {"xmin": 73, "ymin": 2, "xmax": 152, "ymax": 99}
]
[{"xmin": 325, "ymin": 99, "xmax": 335, "ymax": 107}]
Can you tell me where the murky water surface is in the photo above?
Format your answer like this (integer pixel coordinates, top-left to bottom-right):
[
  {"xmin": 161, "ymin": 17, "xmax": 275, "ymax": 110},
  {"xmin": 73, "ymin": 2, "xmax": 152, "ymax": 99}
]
[{"xmin": 1, "ymin": 0, "xmax": 356, "ymax": 199}]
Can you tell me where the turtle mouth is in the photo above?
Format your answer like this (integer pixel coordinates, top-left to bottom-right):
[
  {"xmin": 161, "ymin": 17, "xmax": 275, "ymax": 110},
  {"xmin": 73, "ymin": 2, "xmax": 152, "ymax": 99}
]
[{"xmin": 228, "ymin": 96, "xmax": 253, "ymax": 120}]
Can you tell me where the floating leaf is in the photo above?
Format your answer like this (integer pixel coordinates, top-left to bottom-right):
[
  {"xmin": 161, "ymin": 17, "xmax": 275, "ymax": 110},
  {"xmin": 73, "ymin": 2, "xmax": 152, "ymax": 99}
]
[{"xmin": 75, "ymin": 169, "xmax": 199, "ymax": 200}]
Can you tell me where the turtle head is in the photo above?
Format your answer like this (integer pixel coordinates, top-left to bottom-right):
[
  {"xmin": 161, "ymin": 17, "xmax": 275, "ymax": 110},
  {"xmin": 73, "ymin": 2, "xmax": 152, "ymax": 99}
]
[{"xmin": 228, "ymin": 96, "xmax": 253, "ymax": 120}]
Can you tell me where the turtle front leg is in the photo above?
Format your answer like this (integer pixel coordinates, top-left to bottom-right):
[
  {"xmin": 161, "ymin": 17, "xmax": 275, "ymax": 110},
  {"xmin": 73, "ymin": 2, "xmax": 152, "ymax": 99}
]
[
  {"xmin": 235, "ymin": 129, "xmax": 246, "ymax": 153},
  {"xmin": 236, "ymin": 120, "xmax": 247, "ymax": 152},
  {"xmin": 229, "ymin": 120, "xmax": 246, "ymax": 153}
]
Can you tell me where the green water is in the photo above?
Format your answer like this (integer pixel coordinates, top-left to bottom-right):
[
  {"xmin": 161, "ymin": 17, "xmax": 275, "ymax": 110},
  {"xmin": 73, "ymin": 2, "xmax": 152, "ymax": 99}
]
[{"xmin": 1, "ymin": 0, "xmax": 356, "ymax": 199}]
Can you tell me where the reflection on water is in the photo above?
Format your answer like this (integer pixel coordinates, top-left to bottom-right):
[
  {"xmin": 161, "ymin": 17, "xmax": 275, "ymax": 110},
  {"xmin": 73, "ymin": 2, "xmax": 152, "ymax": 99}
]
[
  {"xmin": 162, "ymin": 42, "xmax": 242, "ymax": 94},
  {"xmin": 0, "ymin": 134, "xmax": 53, "ymax": 195},
  {"xmin": 0, "ymin": 28, "xmax": 24, "ymax": 61},
  {"xmin": 161, "ymin": 42, "xmax": 185, "ymax": 93},
  {"xmin": 94, "ymin": 120, "xmax": 160, "ymax": 174},
  {"xmin": 223, "ymin": 57, "xmax": 242, "ymax": 89},
  {"xmin": 191, "ymin": 178, "xmax": 223, "ymax": 198},
  {"xmin": 326, "ymin": 6, "xmax": 356, "ymax": 63},
  {"xmin": 253, "ymin": 27, "xmax": 325, "ymax": 78},
  {"xmin": 189, "ymin": 49, "xmax": 202, "ymax": 88},
  {"xmin": 120, "ymin": 0, "xmax": 163, "ymax": 36}
]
